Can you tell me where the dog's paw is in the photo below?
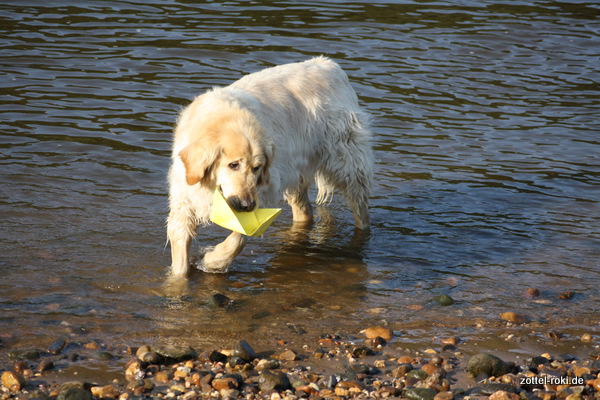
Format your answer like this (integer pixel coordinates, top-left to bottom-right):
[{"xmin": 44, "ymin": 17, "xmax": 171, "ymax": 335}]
[{"xmin": 199, "ymin": 251, "xmax": 232, "ymax": 273}]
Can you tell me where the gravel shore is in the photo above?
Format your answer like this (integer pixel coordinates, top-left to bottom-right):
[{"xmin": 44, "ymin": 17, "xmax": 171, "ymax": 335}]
[{"xmin": 2, "ymin": 325, "xmax": 599, "ymax": 400}]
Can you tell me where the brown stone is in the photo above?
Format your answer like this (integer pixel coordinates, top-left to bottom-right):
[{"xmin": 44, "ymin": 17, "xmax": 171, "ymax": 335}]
[
  {"xmin": 363, "ymin": 326, "xmax": 393, "ymax": 341},
  {"xmin": 441, "ymin": 337, "xmax": 457, "ymax": 346},
  {"xmin": 91, "ymin": 385, "xmax": 120, "ymax": 399},
  {"xmin": 212, "ymin": 377, "xmax": 238, "ymax": 391},
  {"xmin": 592, "ymin": 378, "xmax": 600, "ymax": 392},
  {"xmin": 1, "ymin": 371, "xmax": 25, "ymax": 391},
  {"xmin": 189, "ymin": 373, "xmax": 202, "ymax": 386},
  {"xmin": 279, "ymin": 349, "xmax": 298, "ymax": 361},
  {"xmin": 422, "ymin": 364, "xmax": 439, "ymax": 376},
  {"xmin": 573, "ymin": 366, "xmax": 590, "ymax": 377},
  {"xmin": 154, "ymin": 370, "xmax": 170, "ymax": 383},
  {"xmin": 84, "ymin": 341, "xmax": 101, "ymax": 350},
  {"xmin": 434, "ymin": 391, "xmax": 454, "ymax": 400},
  {"xmin": 398, "ymin": 355, "xmax": 416, "ymax": 364},
  {"xmin": 500, "ymin": 312, "xmax": 527, "ymax": 324},
  {"xmin": 125, "ymin": 360, "xmax": 144, "ymax": 381},
  {"xmin": 489, "ymin": 390, "xmax": 520, "ymax": 400}
]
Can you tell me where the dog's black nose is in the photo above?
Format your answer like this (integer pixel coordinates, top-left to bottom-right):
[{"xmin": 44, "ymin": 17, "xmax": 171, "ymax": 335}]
[
  {"xmin": 228, "ymin": 196, "xmax": 256, "ymax": 212},
  {"xmin": 238, "ymin": 198, "xmax": 256, "ymax": 211}
]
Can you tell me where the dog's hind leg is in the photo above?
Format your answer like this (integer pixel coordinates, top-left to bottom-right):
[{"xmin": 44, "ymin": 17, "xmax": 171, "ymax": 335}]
[
  {"xmin": 317, "ymin": 112, "xmax": 373, "ymax": 230},
  {"xmin": 287, "ymin": 176, "xmax": 313, "ymax": 223},
  {"xmin": 202, "ymin": 232, "xmax": 246, "ymax": 273}
]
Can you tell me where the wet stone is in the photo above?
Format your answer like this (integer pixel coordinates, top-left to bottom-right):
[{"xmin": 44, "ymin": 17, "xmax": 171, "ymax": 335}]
[
  {"xmin": 37, "ymin": 359, "xmax": 55, "ymax": 373},
  {"xmin": 255, "ymin": 359, "xmax": 280, "ymax": 371},
  {"xmin": 407, "ymin": 369, "xmax": 430, "ymax": 381},
  {"xmin": 363, "ymin": 325, "xmax": 394, "ymax": 341},
  {"xmin": 434, "ymin": 391, "xmax": 454, "ymax": 400},
  {"xmin": 2, "ymin": 371, "xmax": 26, "ymax": 391},
  {"xmin": 526, "ymin": 355, "xmax": 551, "ymax": 367},
  {"xmin": 139, "ymin": 350, "xmax": 165, "ymax": 364},
  {"xmin": 467, "ymin": 353, "xmax": 510, "ymax": 378},
  {"xmin": 489, "ymin": 390, "xmax": 520, "ymax": 400},
  {"xmin": 208, "ymin": 350, "xmax": 228, "ymax": 363},
  {"xmin": 8, "ymin": 349, "xmax": 42, "ymax": 361},
  {"xmin": 48, "ymin": 338, "xmax": 66, "ymax": 355},
  {"xmin": 233, "ymin": 340, "xmax": 256, "ymax": 362},
  {"xmin": 95, "ymin": 351, "xmax": 114, "ymax": 361},
  {"xmin": 405, "ymin": 387, "xmax": 437, "ymax": 400},
  {"xmin": 477, "ymin": 383, "xmax": 518, "ymax": 395},
  {"xmin": 57, "ymin": 388, "xmax": 93, "ymax": 400},
  {"xmin": 210, "ymin": 293, "xmax": 232, "ymax": 308},
  {"xmin": 351, "ymin": 345, "xmax": 375, "ymax": 357},
  {"xmin": 434, "ymin": 295, "xmax": 455, "ymax": 306},
  {"xmin": 155, "ymin": 345, "xmax": 197, "ymax": 362},
  {"xmin": 279, "ymin": 349, "xmax": 298, "ymax": 361},
  {"xmin": 500, "ymin": 312, "xmax": 527, "ymax": 324},
  {"xmin": 555, "ymin": 353, "xmax": 577, "ymax": 362},
  {"xmin": 258, "ymin": 370, "xmax": 292, "ymax": 392}
]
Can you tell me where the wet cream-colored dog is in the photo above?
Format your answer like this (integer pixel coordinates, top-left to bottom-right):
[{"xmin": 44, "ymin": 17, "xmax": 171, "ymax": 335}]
[{"xmin": 167, "ymin": 57, "xmax": 373, "ymax": 276}]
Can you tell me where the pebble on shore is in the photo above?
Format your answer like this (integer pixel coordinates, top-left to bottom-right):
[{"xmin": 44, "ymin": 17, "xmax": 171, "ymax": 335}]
[{"xmin": 2, "ymin": 331, "xmax": 600, "ymax": 400}]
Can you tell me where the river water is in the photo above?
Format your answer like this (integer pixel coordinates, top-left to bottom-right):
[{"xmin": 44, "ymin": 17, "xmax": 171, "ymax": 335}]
[{"xmin": 1, "ymin": 0, "xmax": 599, "ymax": 372}]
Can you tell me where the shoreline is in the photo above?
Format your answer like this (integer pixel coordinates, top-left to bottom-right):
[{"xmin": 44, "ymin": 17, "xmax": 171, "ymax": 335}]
[{"xmin": 2, "ymin": 323, "xmax": 599, "ymax": 400}]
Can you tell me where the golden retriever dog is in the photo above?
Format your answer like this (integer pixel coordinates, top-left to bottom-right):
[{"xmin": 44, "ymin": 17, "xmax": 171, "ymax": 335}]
[{"xmin": 167, "ymin": 56, "xmax": 373, "ymax": 276}]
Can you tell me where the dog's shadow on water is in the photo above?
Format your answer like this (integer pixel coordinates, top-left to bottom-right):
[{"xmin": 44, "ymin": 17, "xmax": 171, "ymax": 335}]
[{"xmin": 161, "ymin": 205, "xmax": 372, "ymax": 306}]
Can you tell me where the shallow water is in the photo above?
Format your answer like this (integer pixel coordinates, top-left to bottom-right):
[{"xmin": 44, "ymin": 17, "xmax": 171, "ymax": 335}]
[{"xmin": 1, "ymin": 0, "xmax": 600, "ymax": 367}]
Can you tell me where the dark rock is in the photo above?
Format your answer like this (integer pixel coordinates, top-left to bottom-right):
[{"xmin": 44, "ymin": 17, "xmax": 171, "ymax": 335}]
[
  {"xmin": 37, "ymin": 359, "xmax": 55, "ymax": 373},
  {"xmin": 347, "ymin": 363, "xmax": 370, "ymax": 375},
  {"xmin": 405, "ymin": 387, "xmax": 437, "ymax": 400},
  {"xmin": 351, "ymin": 345, "xmax": 375, "ymax": 357},
  {"xmin": 526, "ymin": 356, "xmax": 550, "ymax": 367},
  {"xmin": 467, "ymin": 383, "xmax": 518, "ymax": 395},
  {"xmin": 434, "ymin": 295, "xmax": 455, "ymax": 306},
  {"xmin": 155, "ymin": 345, "xmax": 197, "ymax": 362},
  {"xmin": 95, "ymin": 351, "xmax": 114, "ymax": 361},
  {"xmin": 8, "ymin": 349, "xmax": 42, "ymax": 361},
  {"xmin": 467, "ymin": 353, "xmax": 509, "ymax": 378},
  {"xmin": 139, "ymin": 351, "xmax": 164, "ymax": 364},
  {"xmin": 339, "ymin": 370, "xmax": 358, "ymax": 382},
  {"xmin": 126, "ymin": 379, "xmax": 154, "ymax": 394},
  {"xmin": 227, "ymin": 356, "xmax": 246, "ymax": 368},
  {"xmin": 258, "ymin": 370, "xmax": 291, "ymax": 392},
  {"xmin": 325, "ymin": 375, "xmax": 339, "ymax": 389},
  {"xmin": 57, "ymin": 388, "xmax": 92, "ymax": 400},
  {"xmin": 208, "ymin": 350, "xmax": 228, "ymax": 363},
  {"xmin": 407, "ymin": 369, "xmax": 429, "ymax": 380},
  {"xmin": 209, "ymin": 293, "xmax": 232, "ymax": 308},
  {"xmin": 233, "ymin": 340, "xmax": 256, "ymax": 362},
  {"xmin": 48, "ymin": 338, "xmax": 66, "ymax": 355},
  {"xmin": 287, "ymin": 324, "xmax": 307, "ymax": 335},
  {"xmin": 555, "ymin": 353, "xmax": 577, "ymax": 362},
  {"xmin": 57, "ymin": 383, "xmax": 92, "ymax": 400}
]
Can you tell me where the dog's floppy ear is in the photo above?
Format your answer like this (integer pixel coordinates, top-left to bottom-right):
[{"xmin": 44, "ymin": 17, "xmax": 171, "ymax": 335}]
[
  {"xmin": 179, "ymin": 140, "xmax": 221, "ymax": 186},
  {"xmin": 257, "ymin": 142, "xmax": 274, "ymax": 186}
]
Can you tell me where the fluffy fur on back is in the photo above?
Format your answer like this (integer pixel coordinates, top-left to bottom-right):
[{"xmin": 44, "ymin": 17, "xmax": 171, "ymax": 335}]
[{"xmin": 167, "ymin": 56, "xmax": 374, "ymax": 276}]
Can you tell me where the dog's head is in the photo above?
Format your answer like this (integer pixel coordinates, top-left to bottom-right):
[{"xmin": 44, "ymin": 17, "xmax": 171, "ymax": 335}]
[{"xmin": 178, "ymin": 109, "xmax": 273, "ymax": 212}]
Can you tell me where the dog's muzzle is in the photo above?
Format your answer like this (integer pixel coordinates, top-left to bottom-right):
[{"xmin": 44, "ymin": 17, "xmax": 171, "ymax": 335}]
[{"xmin": 227, "ymin": 195, "xmax": 257, "ymax": 212}]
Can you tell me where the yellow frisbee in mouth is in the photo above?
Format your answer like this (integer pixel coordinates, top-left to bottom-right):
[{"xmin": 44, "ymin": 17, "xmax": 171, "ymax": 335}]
[{"xmin": 209, "ymin": 189, "xmax": 282, "ymax": 237}]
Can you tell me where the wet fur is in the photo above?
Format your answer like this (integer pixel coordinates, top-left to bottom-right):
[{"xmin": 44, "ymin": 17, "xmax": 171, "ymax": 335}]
[{"xmin": 167, "ymin": 56, "xmax": 374, "ymax": 276}]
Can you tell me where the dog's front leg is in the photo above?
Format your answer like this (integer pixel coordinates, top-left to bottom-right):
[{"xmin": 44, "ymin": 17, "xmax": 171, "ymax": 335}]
[{"xmin": 201, "ymin": 232, "xmax": 246, "ymax": 273}]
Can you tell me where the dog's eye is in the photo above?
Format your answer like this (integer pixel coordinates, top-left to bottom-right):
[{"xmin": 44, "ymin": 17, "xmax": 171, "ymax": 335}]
[
  {"xmin": 228, "ymin": 162, "xmax": 240, "ymax": 170},
  {"xmin": 252, "ymin": 165, "xmax": 261, "ymax": 173}
]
